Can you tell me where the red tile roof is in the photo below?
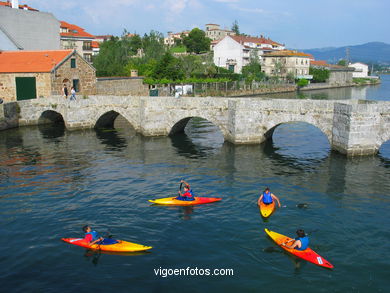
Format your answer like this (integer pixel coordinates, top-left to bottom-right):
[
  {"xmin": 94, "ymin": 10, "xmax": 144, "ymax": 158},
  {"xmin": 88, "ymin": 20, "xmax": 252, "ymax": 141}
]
[
  {"xmin": 230, "ymin": 35, "xmax": 283, "ymax": 47},
  {"xmin": 264, "ymin": 50, "xmax": 312, "ymax": 57},
  {"xmin": 0, "ymin": 1, "xmax": 38, "ymax": 11},
  {"xmin": 60, "ymin": 21, "xmax": 94, "ymax": 39},
  {"xmin": 310, "ymin": 60, "xmax": 328, "ymax": 66},
  {"xmin": 91, "ymin": 41, "xmax": 99, "ymax": 48},
  {"xmin": 0, "ymin": 50, "xmax": 73, "ymax": 73}
]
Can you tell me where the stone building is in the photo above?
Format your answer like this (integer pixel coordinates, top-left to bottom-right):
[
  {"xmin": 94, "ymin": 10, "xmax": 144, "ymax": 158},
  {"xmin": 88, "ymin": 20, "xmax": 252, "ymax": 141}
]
[
  {"xmin": 0, "ymin": 50, "xmax": 96, "ymax": 102},
  {"xmin": 0, "ymin": 1, "xmax": 60, "ymax": 51},
  {"xmin": 310, "ymin": 61, "xmax": 354, "ymax": 85},
  {"xmin": 60, "ymin": 21, "xmax": 95, "ymax": 63},
  {"xmin": 205, "ymin": 24, "xmax": 235, "ymax": 41},
  {"xmin": 164, "ymin": 31, "xmax": 190, "ymax": 46},
  {"xmin": 262, "ymin": 50, "xmax": 312, "ymax": 79}
]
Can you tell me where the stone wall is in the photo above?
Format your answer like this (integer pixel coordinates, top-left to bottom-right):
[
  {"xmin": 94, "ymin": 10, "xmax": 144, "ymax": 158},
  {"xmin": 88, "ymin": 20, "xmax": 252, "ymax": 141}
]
[
  {"xmin": 0, "ymin": 72, "xmax": 52, "ymax": 102},
  {"xmin": 52, "ymin": 52, "xmax": 96, "ymax": 96},
  {"xmin": 328, "ymin": 70, "xmax": 353, "ymax": 85},
  {"xmin": 0, "ymin": 102, "xmax": 19, "ymax": 130},
  {"xmin": 96, "ymin": 77, "xmax": 148, "ymax": 96}
]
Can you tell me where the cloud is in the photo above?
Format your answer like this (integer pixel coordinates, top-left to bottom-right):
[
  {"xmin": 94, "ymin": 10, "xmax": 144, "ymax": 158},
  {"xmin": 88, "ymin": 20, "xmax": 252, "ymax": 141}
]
[{"xmin": 213, "ymin": 0, "xmax": 240, "ymax": 3}]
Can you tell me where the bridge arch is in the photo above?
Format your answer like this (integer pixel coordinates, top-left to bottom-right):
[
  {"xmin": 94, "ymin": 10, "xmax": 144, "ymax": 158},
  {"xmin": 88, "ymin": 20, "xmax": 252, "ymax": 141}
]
[
  {"xmin": 262, "ymin": 118, "xmax": 332, "ymax": 145},
  {"xmin": 94, "ymin": 109, "xmax": 136, "ymax": 130},
  {"xmin": 38, "ymin": 110, "xmax": 65, "ymax": 125},
  {"xmin": 168, "ymin": 116, "xmax": 226, "ymax": 139}
]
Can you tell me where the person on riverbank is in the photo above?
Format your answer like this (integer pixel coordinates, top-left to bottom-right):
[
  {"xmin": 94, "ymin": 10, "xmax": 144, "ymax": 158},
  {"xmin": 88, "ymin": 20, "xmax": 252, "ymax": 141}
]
[
  {"xmin": 83, "ymin": 225, "xmax": 103, "ymax": 245},
  {"xmin": 257, "ymin": 187, "xmax": 281, "ymax": 207},
  {"xmin": 282, "ymin": 229, "xmax": 310, "ymax": 250},
  {"xmin": 62, "ymin": 84, "xmax": 68, "ymax": 99},
  {"xmin": 176, "ymin": 180, "xmax": 195, "ymax": 201}
]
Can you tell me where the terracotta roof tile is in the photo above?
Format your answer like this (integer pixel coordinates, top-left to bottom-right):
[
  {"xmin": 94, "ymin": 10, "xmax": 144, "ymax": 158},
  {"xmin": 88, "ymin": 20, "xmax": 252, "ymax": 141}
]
[
  {"xmin": 230, "ymin": 35, "xmax": 283, "ymax": 47},
  {"xmin": 264, "ymin": 50, "xmax": 312, "ymax": 57},
  {"xmin": 91, "ymin": 41, "xmax": 99, "ymax": 48},
  {"xmin": 0, "ymin": 50, "xmax": 73, "ymax": 73},
  {"xmin": 0, "ymin": 1, "xmax": 38, "ymax": 11},
  {"xmin": 60, "ymin": 21, "xmax": 94, "ymax": 39}
]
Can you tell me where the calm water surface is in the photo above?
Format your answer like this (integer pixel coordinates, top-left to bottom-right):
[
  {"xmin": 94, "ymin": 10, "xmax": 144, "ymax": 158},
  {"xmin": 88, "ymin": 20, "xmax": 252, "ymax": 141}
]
[{"xmin": 1, "ymin": 80, "xmax": 390, "ymax": 293}]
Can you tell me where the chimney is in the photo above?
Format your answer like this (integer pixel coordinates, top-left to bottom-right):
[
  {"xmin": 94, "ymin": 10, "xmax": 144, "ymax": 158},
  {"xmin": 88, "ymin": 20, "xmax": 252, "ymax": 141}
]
[{"xmin": 11, "ymin": 0, "xmax": 19, "ymax": 9}]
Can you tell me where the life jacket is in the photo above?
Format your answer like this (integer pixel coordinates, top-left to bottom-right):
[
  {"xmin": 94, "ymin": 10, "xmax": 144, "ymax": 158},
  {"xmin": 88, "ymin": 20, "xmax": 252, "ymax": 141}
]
[
  {"xmin": 262, "ymin": 191, "xmax": 273, "ymax": 204},
  {"xmin": 295, "ymin": 236, "xmax": 309, "ymax": 250},
  {"xmin": 85, "ymin": 231, "xmax": 99, "ymax": 241}
]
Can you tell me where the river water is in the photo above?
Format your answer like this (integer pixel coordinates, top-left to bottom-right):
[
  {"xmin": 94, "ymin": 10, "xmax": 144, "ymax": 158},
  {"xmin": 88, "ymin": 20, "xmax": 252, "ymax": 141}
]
[{"xmin": 0, "ymin": 77, "xmax": 389, "ymax": 293}]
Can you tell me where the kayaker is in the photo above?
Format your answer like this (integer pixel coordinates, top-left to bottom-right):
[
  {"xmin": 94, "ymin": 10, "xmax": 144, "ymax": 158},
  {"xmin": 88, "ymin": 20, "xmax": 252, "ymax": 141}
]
[
  {"xmin": 82, "ymin": 225, "xmax": 104, "ymax": 245},
  {"xmin": 257, "ymin": 187, "xmax": 281, "ymax": 208},
  {"xmin": 282, "ymin": 229, "xmax": 310, "ymax": 250},
  {"xmin": 176, "ymin": 180, "xmax": 195, "ymax": 201}
]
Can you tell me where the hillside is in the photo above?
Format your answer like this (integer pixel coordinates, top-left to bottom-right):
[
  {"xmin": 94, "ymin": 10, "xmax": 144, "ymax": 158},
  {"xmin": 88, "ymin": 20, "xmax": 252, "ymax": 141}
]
[{"xmin": 300, "ymin": 42, "xmax": 390, "ymax": 64}]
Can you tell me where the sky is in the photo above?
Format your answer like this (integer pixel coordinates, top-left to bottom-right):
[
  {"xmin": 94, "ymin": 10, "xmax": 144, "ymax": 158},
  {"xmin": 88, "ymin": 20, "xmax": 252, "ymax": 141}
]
[{"xmin": 25, "ymin": 0, "xmax": 390, "ymax": 49}]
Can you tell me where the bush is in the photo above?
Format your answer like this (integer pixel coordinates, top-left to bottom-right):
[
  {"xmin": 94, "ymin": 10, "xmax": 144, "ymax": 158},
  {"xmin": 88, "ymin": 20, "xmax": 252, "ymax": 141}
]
[
  {"xmin": 309, "ymin": 67, "xmax": 330, "ymax": 83},
  {"xmin": 296, "ymin": 79, "xmax": 309, "ymax": 87}
]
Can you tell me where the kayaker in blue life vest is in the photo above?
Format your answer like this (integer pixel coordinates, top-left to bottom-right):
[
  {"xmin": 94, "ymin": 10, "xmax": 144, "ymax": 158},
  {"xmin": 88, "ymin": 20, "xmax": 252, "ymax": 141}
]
[
  {"xmin": 83, "ymin": 225, "xmax": 104, "ymax": 245},
  {"xmin": 257, "ymin": 187, "xmax": 281, "ymax": 208},
  {"xmin": 282, "ymin": 229, "xmax": 310, "ymax": 251},
  {"xmin": 176, "ymin": 180, "xmax": 195, "ymax": 201}
]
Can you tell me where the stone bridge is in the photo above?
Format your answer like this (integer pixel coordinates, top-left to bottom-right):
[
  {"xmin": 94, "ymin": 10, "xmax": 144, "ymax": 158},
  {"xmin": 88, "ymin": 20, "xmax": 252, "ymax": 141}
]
[{"xmin": 3, "ymin": 96, "xmax": 390, "ymax": 156}]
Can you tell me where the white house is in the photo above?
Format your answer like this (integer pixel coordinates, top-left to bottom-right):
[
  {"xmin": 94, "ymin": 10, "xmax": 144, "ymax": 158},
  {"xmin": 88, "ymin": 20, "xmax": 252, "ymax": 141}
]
[
  {"xmin": 348, "ymin": 62, "xmax": 369, "ymax": 78},
  {"xmin": 213, "ymin": 35, "xmax": 284, "ymax": 73}
]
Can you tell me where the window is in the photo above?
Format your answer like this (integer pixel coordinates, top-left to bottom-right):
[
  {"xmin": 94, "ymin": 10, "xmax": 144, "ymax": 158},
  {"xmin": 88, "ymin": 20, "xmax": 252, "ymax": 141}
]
[
  {"xmin": 70, "ymin": 58, "xmax": 76, "ymax": 68},
  {"xmin": 83, "ymin": 41, "xmax": 92, "ymax": 50},
  {"xmin": 73, "ymin": 79, "xmax": 80, "ymax": 92},
  {"xmin": 228, "ymin": 64, "xmax": 235, "ymax": 72},
  {"xmin": 83, "ymin": 54, "xmax": 92, "ymax": 63}
]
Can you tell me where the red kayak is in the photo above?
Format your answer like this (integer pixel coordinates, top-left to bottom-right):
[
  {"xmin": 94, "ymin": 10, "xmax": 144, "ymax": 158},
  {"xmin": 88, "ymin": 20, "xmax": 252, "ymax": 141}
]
[
  {"xmin": 265, "ymin": 228, "xmax": 334, "ymax": 269},
  {"xmin": 149, "ymin": 196, "xmax": 221, "ymax": 206}
]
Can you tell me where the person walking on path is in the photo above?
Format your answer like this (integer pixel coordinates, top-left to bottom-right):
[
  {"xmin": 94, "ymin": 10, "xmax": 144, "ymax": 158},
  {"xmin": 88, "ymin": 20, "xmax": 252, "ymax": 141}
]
[
  {"xmin": 62, "ymin": 84, "xmax": 68, "ymax": 99},
  {"xmin": 70, "ymin": 87, "xmax": 76, "ymax": 101}
]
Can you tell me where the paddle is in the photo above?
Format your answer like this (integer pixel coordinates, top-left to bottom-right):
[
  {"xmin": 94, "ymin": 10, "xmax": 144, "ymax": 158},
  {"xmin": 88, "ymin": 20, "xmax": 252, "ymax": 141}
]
[
  {"xmin": 279, "ymin": 203, "xmax": 309, "ymax": 208},
  {"xmin": 263, "ymin": 229, "xmax": 319, "ymax": 252}
]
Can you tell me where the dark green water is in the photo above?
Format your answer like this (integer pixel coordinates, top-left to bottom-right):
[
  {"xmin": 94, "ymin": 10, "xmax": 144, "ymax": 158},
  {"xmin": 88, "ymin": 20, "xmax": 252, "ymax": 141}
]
[{"xmin": 1, "ymin": 79, "xmax": 390, "ymax": 292}]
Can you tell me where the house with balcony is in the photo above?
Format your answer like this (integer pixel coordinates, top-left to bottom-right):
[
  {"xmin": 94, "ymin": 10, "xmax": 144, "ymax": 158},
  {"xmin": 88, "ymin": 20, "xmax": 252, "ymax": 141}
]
[
  {"xmin": 262, "ymin": 50, "xmax": 312, "ymax": 79},
  {"xmin": 205, "ymin": 24, "xmax": 235, "ymax": 41},
  {"xmin": 60, "ymin": 21, "xmax": 95, "ymax": 63},
  {"xmin": 213, "ymin": 35, "xmax": 285, "ymax": 73}
]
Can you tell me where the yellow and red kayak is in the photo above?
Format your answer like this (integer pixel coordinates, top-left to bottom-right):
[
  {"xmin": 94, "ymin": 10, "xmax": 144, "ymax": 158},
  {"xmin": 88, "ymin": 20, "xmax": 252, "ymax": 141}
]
[
  {"xmin": 259, "ymin": 201, "xmax": 276, "ymax": 218},
  {"xmin": 265, "ymin": 228, "xmax": 334, "ymax": 269},
  {"xmin": 149, "ymin": 196, "xmax": 222, "ymax": 206},
  {"xmin": 62, "ymin": 238, "xmax": 152, "ymax": 252}
]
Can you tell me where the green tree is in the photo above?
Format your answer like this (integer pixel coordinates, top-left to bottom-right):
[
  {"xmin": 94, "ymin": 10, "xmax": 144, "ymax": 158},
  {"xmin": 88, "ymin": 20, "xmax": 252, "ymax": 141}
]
[
  {"xmin": 231, "ymin": 20, "xmax": 240, "ymax": 35},
  {"xmin": 93, "ymin": 37, "xmax": 128, "ymax": 76},
  {"xmin": 142, "ymin": 30, "xmax": 166, "ymax": 61},
  {"xmin": 337, "ymin": 59, "xmax": 347, "ymax": 66},
  {"xmin": 151, "ymin": 52, "xmax": 184, "ymax": 81},
  {"xmin": 183, "ymin": 28, "xmax": 211, "ymax": 54},
  {"xmin": 241, "ymin": 49, "xmax": 265, "ymax": 83},
  {"xmin": 309, "ymin": 67, "xmax": 330, "ymax": 83}
]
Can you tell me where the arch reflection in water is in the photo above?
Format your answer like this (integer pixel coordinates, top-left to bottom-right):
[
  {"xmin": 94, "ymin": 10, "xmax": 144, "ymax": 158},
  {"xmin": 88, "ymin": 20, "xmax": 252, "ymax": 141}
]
[
  {"xmin": 169, "ymin": 117, "xmax": 224, "ymax": 159},
  {"xmin": 262, "ymin": 122, "xmax": 331, "ymax": 168},
  {"xmin": 38, "ymin": 110, "xmax": 65, "ymax": 139},
  {"xmin": 95, "ymin": 112, "xmax": 137, "ymax": 150}
]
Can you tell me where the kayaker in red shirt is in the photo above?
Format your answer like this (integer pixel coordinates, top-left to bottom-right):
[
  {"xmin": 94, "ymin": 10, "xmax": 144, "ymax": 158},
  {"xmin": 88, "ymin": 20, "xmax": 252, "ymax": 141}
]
[
  {"xmin": 83, "ymin": 225, "xmax": 103, "ymax": 245},
  {"xmin": 176, "ymin": 180, "xmax": 195, "ymax": 201}
]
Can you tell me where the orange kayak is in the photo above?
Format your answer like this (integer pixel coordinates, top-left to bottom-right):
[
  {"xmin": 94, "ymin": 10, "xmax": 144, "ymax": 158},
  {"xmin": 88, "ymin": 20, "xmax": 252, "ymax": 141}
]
[
  {"xmin": 62, "ymin": 238, "xmax": 152, "ymax": 252},
  {"xmin": 259, "ymin": 201, "xmax": 275, "ymax": 218},
  {"xmin": 265, "ymin": 228, "xmax": 334, "ymax": 269},
  {"xmin": 149, "ymin": 196, "xmax": 221, "ymax": 206}
]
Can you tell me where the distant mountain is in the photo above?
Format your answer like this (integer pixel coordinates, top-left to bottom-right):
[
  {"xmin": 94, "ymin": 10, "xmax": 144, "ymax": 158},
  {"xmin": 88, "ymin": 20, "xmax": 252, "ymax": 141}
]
[{"xmin": 299, "ymin": 42, "xmax": 390, "ymax": 64}]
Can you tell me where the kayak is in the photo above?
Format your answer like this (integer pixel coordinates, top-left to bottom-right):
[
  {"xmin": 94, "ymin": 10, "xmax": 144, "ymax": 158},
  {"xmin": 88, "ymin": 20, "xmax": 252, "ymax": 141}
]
[
  {"xmin": 149, "ymin": 196, "xmax": 222, "ymax": 206},
  {"xmin": 259, "ymin": 201, "xmax": 275, "ymax": 218},
  {"xmin": 62, "ymin": 237, "xmax": 152, "ymax": 252},
  {"xmin": 264, "ymin": 228, "xmax": 334, "ymax": 269}
]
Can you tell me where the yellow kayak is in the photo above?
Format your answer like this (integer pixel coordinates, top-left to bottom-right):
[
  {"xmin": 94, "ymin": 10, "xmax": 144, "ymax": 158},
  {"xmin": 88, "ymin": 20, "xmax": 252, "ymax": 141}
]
[{"xmin": 259, "ymin": 201, "xmax": 276, "ymax": 218}]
